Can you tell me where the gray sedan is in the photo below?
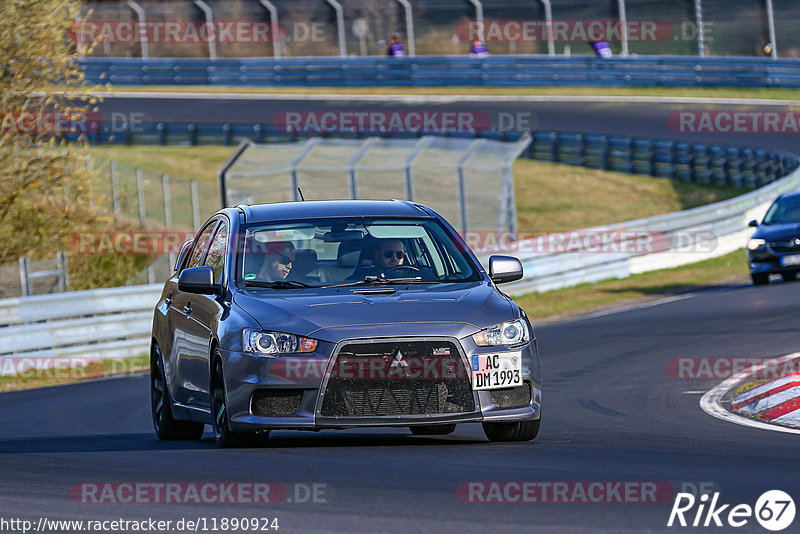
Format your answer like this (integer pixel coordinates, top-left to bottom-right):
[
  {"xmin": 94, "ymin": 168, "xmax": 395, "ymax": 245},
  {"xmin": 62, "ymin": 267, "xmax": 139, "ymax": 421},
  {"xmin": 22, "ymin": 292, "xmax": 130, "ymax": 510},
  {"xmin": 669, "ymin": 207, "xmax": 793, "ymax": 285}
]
[{"xmin": 150, "ymin": 200, "xmax": 542, "ymax": 447}]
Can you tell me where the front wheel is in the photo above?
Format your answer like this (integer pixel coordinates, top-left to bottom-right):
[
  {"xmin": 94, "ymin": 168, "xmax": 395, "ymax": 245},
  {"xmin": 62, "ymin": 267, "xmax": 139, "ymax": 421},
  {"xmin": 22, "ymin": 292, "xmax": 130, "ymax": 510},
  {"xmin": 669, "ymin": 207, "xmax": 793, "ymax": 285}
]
[
  {"xmin": 151, "ymin": 345, "xmax": 204, "ymax": 441},
  {"xmin": 482, "ymin": 418, "xmax": 540, "ymax": 442},
  {"xmin": 751, "ymin": 273, "xmax": 769, "ymax": 286},
  {"xmin": 782, "ymin": 271, "xmax": 797, "ymax": 282},
  {"xmin": 211, "ymin": 353, "xmax": 268, "ymax": 448}
]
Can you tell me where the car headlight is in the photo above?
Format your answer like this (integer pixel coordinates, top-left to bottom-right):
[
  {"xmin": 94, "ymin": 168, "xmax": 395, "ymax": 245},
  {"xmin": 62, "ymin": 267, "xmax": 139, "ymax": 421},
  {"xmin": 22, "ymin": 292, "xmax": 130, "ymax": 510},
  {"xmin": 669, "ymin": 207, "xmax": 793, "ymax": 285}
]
[
  {"xmin": 472, "ymin": 318, "xmax": 530, "ymax": 347},
  {"xmin": 747, "ymin": 238, "xmax": 766, "ymax": 251},
  {"xmin": 243, "ymin": 329, "xmax": 318, "ymax": 356}
]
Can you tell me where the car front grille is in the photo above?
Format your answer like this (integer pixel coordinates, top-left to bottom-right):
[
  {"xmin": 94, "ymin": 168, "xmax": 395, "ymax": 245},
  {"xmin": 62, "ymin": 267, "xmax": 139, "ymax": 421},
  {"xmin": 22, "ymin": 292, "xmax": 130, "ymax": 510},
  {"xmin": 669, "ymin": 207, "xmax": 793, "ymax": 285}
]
[
  {"xmin": 490, "ymin": 383, "xmax": 532, "ymax": 409},
  {"xmin": 251, "ymin": 389, "xmax": 303, "ymax": 417},
  {"xmin": 769, "ymin": 240, "xmax": 800, "ymax": 253},
  {"xmin": 319, "ymin": 340, "xmax": 475, "ymax": 418}
]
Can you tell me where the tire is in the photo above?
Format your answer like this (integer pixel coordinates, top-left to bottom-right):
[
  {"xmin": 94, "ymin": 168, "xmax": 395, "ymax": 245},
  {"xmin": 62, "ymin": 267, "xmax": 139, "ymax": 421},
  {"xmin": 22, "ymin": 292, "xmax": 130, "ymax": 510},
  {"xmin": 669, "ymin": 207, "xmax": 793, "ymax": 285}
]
[
  {"xmin": 751, "ymin": 273, "xmax": 769, "ymax": 286},
  {"xmin": 782, "ymin": 271, "xmax": 797, "ymax": 282},
  {"xmin": 211, "ymin": 353, "xmax": 268, "ymax": 448},
  {"xmin": 409, "ymin": 424, "xmax": 457, "ymax": 436},
  {"xmin": 151, "ymin": 345, "xmax": 205, "ymax": 441},
  {"xmin": 482, "ymin": 418, "xmax": 540, "ymax": 442}
]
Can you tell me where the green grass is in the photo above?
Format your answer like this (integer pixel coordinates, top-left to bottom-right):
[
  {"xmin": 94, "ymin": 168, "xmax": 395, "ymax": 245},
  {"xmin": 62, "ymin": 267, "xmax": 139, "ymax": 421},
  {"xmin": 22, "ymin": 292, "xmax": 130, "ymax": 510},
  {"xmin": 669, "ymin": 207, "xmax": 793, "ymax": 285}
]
[
  {"xmin": 101, "ymin": 85, "xmax": 800, "ymax": 100},
  {"xmin": 514, "ymin": 249, "xmax": 748, "ymax": 320},
  {"xmin": 86, "ymin": 145, "xmax": 234, "ymax": 187},
  {"xmin": 513, "ymin": 159, "xmax": 742, "ymax": 232},
  {"xmin": 0, "ymin": 353, "xmax": 148, "ymax": 393}
]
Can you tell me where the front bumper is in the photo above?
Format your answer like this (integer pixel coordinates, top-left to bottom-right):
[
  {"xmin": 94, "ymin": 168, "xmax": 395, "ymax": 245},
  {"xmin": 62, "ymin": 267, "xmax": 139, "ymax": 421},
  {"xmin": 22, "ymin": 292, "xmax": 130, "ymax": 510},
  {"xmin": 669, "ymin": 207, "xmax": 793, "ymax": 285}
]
[
  {"xmin": 219, "ymin": 335, "xmax": 542, "ymax": 432},
  {"xmin": 748, "ymin": 248, "xmax": 800, "ymax": 275}
]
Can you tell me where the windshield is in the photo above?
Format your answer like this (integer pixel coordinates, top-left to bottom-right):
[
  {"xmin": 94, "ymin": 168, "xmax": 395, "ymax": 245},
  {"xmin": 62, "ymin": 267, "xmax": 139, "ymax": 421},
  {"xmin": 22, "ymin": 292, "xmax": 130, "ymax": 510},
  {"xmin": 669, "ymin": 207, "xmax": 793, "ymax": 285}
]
[
  {"xmin": 762, "ymin": 196, "xmax": 800, "ymax": 225},
  {"xmin": 237, "ymin": 217, "xmax": 481, "ymax": 288}
]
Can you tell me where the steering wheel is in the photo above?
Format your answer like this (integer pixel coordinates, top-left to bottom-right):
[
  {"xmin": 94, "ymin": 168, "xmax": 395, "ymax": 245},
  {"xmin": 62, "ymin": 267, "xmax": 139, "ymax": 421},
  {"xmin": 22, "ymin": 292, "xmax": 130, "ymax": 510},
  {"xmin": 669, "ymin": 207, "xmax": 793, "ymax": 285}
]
[{"xmin": 381, "ymin": 265, "xmax": 421, "ymax": 277}]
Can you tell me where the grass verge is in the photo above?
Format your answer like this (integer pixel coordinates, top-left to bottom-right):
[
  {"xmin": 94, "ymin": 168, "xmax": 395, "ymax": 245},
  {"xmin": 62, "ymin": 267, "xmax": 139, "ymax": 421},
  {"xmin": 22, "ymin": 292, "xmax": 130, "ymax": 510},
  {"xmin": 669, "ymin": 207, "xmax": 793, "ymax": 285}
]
[
  {"xmin": 102, "ymin": 85, "xmax": 800, "ymax": 101},
  {"xmin": 513, "ymin": 159, "xmax": 742, "ymax": 232},
  {"xmin": 513, "ymin": 248, "xmax": 748, "ymax": 321},
  {"xmin": 0, "ymin": 354, "xmax": 148, "ymax": 393}
]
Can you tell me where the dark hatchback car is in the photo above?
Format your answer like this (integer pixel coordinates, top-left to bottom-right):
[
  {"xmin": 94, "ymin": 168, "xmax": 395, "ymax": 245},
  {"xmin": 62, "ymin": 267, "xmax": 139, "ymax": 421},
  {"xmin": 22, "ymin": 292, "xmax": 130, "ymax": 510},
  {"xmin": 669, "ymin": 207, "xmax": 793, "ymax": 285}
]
[
  {"xmin": 150, "ymin": 200, "xmax": 542, "ymax": 447},
  {"xmin": 747, "ymin": 191, "xmax": 800, "ymax": 285}
]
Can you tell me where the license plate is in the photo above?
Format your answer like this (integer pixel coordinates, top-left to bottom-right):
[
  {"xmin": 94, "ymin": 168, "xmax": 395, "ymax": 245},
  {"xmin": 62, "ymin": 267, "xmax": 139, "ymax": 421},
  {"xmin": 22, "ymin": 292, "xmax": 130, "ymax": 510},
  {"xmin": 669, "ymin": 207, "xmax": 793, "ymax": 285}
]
[
  {"xmin": 782, "ymin": 255, "xmax": 800, "ymax": 266},
  {"xmin": 471, "ymin": 352, "xmax": 522, "ymax": 390}
]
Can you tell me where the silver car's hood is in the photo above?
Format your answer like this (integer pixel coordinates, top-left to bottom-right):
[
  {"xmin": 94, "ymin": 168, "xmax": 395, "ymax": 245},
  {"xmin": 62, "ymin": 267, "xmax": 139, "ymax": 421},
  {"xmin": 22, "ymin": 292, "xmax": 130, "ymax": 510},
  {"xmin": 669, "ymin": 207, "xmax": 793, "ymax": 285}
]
[{"xmin": 232, "ymin": 282, "xmax": 515, "ymax": 342}]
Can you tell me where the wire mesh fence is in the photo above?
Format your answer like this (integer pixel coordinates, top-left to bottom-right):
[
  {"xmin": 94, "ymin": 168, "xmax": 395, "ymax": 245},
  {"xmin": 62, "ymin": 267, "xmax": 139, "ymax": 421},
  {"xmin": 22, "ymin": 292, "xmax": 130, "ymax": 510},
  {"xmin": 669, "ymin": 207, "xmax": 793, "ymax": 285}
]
[
  {"xmin": 223, "ymin": 135, "xmax": 530, "ymax": 233},
  {"xmin": 79, "ymin": 0, "xmax": 798, "ymax": 59}
]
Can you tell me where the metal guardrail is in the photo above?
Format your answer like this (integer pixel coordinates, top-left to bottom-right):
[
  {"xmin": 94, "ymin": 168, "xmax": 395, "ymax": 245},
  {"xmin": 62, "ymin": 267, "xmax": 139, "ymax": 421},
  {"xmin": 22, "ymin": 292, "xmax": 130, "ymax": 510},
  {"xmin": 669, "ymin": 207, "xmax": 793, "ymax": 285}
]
[
  {"xmin": 500, "ymin": 164, "xmax": 800, "ymax": 295},
  {"xmin": 80, "ymin": 122, "xmax": 798, "ymax": 191},
  {"xmin": 79, "ymin": 55, "xmax": 800, "ymax": 87},
  {"xmin": 0, "ymin": 284, "xmax": 161, "ymax": 364}
]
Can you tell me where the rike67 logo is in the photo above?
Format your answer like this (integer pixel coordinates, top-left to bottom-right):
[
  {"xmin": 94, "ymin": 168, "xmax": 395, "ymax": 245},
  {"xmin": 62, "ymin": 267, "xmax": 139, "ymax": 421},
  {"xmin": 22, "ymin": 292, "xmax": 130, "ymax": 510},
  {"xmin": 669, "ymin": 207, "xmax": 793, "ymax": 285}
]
[{"xmin": 668, "ymin": 490, "xmax": 795, "ymax": 531}]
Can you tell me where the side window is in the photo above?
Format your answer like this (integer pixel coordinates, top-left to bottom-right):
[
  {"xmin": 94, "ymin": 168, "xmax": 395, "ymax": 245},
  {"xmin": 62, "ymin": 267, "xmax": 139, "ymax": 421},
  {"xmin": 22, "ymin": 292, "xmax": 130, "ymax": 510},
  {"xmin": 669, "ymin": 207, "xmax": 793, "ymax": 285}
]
[
  {"xmin": 204, "ymin": 221, "xmax": 229, "ymax": 283},
  {"xmin": 187, "ymin": 222, "xmax": 217, "ymax": 269}
]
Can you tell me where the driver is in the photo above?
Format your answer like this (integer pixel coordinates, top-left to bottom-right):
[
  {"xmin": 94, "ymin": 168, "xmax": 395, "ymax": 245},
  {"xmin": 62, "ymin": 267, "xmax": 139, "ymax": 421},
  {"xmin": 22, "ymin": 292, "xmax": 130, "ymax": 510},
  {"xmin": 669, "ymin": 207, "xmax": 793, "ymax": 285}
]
[
  {"xmin": 348, "ymin": 238, "xmax": 408, "ymax": 279},
  {"xmin": 373, "ymin": 238, "xmax": 406, "ymax": 272},
  {"xmin": 257, "ymin": 241, "xmax": 296, "ymax": 281}
]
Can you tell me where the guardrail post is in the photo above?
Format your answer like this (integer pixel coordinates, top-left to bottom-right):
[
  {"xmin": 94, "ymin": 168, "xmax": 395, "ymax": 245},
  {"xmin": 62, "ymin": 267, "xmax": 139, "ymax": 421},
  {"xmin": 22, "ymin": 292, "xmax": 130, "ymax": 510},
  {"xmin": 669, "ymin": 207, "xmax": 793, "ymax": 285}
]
[
  {"xmin": 57, "ymin": 252, "xmax": 69, "ymax": 292},
  {"xmin": 157, "ymin": 122, "xmax": 166, "ymax": 145},
  {"xmin": 19, "ymin": 257, "xmax": 31, "ymax": 297},
  {"xmin": 223, "ymin": 123, "xmax": 232, "ymax": 146},
  {"xmin": 188, "ymin": 123, "xmax": 197, "ymax": 146},
  {"xmin": 649, "ymin": 141, "xmax": 657, "ymax": 177},
  {"xmin": 626, "ymin": 137, "xmax": 634, "ymax": 173},
  {"xmin": 253, "ymin": 124, "xmax": 263, "ymax": 143},
  {"xmin": 550, "ymin": 132, "xmax": 559, "ymax": 162},
  {"xmin": 136, "ymin": 167, "xmax": 147, "ymax": 225},
  {"xmin": 601, "ymin": 136, "xmax": 611, "ymax": 170},
  {"xmin": 576, "ymin": 134, "xmax": 585, "ymax": 166}
]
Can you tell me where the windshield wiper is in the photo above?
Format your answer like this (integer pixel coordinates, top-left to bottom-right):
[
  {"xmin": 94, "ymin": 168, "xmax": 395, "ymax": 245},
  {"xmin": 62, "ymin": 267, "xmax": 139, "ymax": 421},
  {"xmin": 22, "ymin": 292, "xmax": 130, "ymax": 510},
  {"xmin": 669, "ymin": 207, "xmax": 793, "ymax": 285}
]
[
  {"xmin": 323, "ymin": 276, "xmax": 438, "ymax": 288},
  {"xmin": 244, "ymin": 280, "xmax": 315, "ymax": 289}
]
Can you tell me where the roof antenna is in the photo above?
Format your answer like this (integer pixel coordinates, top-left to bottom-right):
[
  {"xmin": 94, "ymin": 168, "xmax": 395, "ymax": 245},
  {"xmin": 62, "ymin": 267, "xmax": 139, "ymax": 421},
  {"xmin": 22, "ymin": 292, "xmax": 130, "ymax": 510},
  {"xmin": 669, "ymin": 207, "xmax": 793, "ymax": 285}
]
[{"xmin": 297, "ymin": 187, "xmax": 305, "ymax": 201}]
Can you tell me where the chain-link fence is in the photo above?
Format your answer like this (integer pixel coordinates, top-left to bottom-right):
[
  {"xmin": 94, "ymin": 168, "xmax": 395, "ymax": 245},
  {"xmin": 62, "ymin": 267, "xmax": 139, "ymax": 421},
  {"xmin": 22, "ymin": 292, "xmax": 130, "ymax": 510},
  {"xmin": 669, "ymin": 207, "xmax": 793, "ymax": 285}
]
[
  {"xmin": 222, "ymin": 135, "xmax": 531, "ymax": 233},
  {"xmin": 79, "ymin": 0, "xmax": 799, "ymax": 59}
]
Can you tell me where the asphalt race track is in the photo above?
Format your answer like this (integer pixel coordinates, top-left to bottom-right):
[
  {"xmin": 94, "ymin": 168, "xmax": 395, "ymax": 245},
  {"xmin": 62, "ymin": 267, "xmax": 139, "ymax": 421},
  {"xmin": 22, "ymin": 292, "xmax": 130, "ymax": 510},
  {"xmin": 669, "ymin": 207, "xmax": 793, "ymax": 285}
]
[
  {"xmin": 2, "ymin": 280, "xmax": 799, "ymax": 533},
  {"xmin": 96, "ymin": 93, "xmax": 800, "ymax": 153}
]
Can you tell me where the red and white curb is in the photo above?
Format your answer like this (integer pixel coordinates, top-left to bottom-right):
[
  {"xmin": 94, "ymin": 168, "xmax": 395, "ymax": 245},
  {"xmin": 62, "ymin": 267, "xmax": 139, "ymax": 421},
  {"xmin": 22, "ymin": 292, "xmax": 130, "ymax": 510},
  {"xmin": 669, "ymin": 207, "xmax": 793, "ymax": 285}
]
[
  {"xmin": 733, "ymin": 371, "xmax": 800, "ymax": 426},
  {"xmin": 700, "ymin": 352, "xmax": 800, "ymax": 435}
]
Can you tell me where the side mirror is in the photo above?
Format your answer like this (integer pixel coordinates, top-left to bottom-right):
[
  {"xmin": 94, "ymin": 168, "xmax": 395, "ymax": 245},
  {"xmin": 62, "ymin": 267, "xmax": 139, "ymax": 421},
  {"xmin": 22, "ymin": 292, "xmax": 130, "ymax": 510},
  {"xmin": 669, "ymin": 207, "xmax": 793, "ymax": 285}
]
[
  {"xmin": 174, "ymin": 239, "xmax": 194, "ymax": 271},
  {"xmin": 178, "ymin": 266, "xmax": 221, "ymax": 295},
  {"xmin": 748, "ymin": 220, "xmax": 759, "ymax": 228},
  {"xmin": 488, "ymin": 255, "xmax": 523, "ymax": 284}
]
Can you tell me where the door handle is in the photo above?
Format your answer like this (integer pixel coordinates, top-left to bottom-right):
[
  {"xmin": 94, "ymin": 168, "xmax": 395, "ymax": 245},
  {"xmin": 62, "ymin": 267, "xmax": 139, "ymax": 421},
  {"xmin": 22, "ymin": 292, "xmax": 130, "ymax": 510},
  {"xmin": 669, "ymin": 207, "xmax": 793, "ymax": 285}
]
[
  {"xmin": 165, "ymin": 296, "xmax": 173, "ymax": 306},
  {"xmin": 183, "ymin": 305, "xmax": 192, "ymax": 315}
]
